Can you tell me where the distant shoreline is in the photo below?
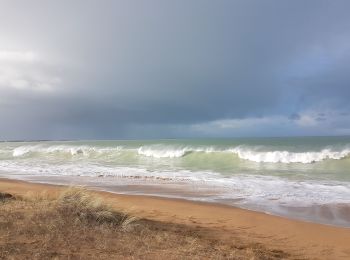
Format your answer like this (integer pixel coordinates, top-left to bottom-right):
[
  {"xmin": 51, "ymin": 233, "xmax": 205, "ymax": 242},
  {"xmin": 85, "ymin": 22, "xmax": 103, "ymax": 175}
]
[{"xmin": 2, "ymin": 134, "xmax": 350, "ymax": 143}]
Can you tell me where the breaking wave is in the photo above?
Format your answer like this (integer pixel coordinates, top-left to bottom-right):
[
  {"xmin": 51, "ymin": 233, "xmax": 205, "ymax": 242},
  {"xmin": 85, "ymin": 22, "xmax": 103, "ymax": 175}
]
[
  {"xmin": 12, "ymin": 145, "xmax": 123, "ymax": 157},
  {"xmin": 7, "ymin": 144, "xmax": 350, "ymax": 164},
  {"xmin": 137, "ymin": 145, "xmax": 215, "ymax": 158},
  {"xmin": 136, "ymin": 145, "xmax": 350, "ymax": 164},
  {"xmin": 228, "ymin": 147, "xmax": 350, "ymax": 164}
]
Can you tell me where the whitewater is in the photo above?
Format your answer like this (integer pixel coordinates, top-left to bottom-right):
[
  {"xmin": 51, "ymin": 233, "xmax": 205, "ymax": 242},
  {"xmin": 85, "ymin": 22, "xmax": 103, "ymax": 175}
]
[{"xmin": 1, "ymin": 136, "xmax": 350, "ymax": 226}]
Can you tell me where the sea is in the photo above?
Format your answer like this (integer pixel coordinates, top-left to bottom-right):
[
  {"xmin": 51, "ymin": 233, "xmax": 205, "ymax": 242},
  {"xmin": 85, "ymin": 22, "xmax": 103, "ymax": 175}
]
[{"xmin": 1, "ymin": 136, "xmax": 350, "ymax": 227}]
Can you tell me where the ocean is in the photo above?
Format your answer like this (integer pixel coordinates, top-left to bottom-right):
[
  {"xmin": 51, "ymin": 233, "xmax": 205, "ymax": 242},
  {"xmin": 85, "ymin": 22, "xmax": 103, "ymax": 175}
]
[{"xmin": 1, "ymin": 136, "xmax": 350, "ymax": 226}]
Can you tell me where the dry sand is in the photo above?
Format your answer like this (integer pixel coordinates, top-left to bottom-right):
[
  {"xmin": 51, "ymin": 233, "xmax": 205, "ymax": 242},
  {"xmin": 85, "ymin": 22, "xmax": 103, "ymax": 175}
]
[{"xmin": 1, "ymin": 178, "xmax": 350, "ymax": 259}]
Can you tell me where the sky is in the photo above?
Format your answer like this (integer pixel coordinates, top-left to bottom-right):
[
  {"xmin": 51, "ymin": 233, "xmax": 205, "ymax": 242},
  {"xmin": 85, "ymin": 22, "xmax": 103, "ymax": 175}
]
[{"xmin": 1, "ymin": 0, "xmax": 350, "ymax": 140}]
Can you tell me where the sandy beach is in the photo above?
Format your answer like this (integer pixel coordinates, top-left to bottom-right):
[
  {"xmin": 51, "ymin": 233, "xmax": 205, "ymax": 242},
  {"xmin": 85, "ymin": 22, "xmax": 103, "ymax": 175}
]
[
  {"xmin": 2, "ymin": 1, "xmax": 350, "ymax": 259},
  {"xmin": 1, "ymin": 178, "xmax": 350, "ymax": 259}
]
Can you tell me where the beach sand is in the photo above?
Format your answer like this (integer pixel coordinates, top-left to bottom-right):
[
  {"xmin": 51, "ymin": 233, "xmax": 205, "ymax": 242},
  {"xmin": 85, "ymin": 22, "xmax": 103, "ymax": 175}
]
[{"xmin": 1, "ymin": 178, "xmax": 350, "ymax": 259}]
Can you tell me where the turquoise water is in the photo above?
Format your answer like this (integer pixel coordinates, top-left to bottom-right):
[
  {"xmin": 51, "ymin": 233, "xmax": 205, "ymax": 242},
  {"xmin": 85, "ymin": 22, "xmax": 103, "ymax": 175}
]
[{"xmin": 1, "ymin": 136, "xmax": 350, "ymax": 226}]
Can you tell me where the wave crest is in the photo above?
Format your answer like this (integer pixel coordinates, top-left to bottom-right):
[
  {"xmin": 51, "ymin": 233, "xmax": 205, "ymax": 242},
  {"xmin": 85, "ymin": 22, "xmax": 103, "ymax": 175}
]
[
  {"xmin": 9, "ymin": 144, "xmax": 350, "ymax": 164},
  {"xmin": 12, "ymin": 145, "xmax": 123, "ymax": 157},
  {"xmin": 137, "ymin": 145, "xmax": 215, "ymax": 158},
  {"xmin": 230, "ymin": 147, "xmax": 350, "ymax": 164},
  {"xmin": 136, "ymin": 144, "xmax": 350, "ymax": 163}
]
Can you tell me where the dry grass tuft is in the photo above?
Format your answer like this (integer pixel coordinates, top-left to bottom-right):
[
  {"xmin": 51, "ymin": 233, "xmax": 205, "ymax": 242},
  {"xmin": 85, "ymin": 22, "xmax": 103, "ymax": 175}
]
[{"xmin": 56, "ymin": 187, "xmax": 128, "ymax": 226}]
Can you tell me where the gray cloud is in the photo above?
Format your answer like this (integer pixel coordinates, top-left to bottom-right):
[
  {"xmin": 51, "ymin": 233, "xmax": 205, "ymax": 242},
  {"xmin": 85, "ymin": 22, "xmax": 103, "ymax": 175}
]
[{"xmin": 0, "ymin": 0, "xmax": 350, "ymax": 140}]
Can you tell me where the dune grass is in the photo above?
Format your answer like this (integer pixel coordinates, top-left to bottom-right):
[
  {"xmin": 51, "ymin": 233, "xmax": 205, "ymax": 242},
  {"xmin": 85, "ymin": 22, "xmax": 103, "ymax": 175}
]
[
  {"xmin": 0, "ymin": 189, "xmax": 292, "ymax": 259},
  {"xmin": 56, "ymin": 187, "xmax": 136, "ymax": 228}
]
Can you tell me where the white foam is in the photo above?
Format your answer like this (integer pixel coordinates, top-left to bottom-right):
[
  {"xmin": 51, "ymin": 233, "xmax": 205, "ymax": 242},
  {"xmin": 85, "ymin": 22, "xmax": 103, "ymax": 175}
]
[
  {"xmin": 13, "ymin": 145, "xmax": 40, "ymax": 157},
  {"xmin": 12, "ymin": 145, "xmax": 123, "ymax": 157},
  {"xmin": 137, "ymin": 145, "xmax": 215, "ymax": 158},
  {"xmin": 1, "ymin": 159, "xmax": 350, "ymax": 207},
  {"xmin": 138, "ymin": 146, "xmax": 188, "ymax": 158},
  {"xmin": 229, "ymin": 147, "xmax": 350, "ymax": 164}
]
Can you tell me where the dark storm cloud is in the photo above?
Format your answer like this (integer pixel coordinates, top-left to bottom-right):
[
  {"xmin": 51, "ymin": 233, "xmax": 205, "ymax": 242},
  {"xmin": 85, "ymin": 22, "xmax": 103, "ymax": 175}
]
[{"xmin": 0, "ymin": 0, "xmax": 350, "ymax": 139}]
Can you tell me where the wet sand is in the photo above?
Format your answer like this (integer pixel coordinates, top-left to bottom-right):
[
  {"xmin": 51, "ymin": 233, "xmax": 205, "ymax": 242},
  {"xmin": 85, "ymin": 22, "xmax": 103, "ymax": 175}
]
[
  {"xmin": 1, "ymin": 178, "xmax": 350, "ymax": 259},
  {"xmin": 9, "ymin": 173, "xmax": 350, "ymax": 227}
]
